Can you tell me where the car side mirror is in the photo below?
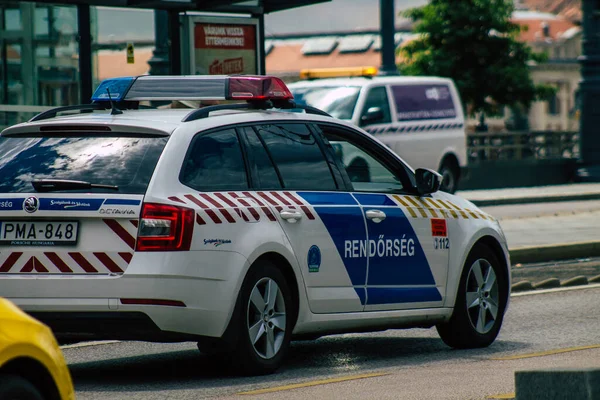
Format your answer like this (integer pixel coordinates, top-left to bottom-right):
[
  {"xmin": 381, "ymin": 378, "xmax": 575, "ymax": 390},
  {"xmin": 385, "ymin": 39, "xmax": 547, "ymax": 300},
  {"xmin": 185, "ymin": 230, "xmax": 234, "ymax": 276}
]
[
  {"xmin": 360, "ymin": 107, "xmax": 384, "ymax": 126},
  {"xmin": 415, "ymin": 168, "xmax": 442, "ymax": 195}
]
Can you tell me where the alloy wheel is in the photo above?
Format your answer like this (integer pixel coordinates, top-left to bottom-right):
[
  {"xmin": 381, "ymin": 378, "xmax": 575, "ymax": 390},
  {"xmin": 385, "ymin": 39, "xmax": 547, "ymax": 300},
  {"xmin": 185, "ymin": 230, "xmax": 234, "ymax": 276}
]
[
  {"xmin": 465, "ymin": 259, "xmax": 499, "ymax": 334},
  {"xmin": 246, "ymin": 277, "xmax": 287, "ymax": 359}
]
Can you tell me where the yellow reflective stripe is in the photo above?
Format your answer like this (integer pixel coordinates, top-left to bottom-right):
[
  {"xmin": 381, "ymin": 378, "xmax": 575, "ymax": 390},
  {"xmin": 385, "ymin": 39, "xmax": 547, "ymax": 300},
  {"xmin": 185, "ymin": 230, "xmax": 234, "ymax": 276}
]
[
  {"xmin": 404, "ymin": 196, "xmax": 428, "ymax": 218},
  {"xmin": 437, "ymin": 199, "xmax": 465, "ymax": 219},
  {"xmin": 393, "ymin": 195, "xmax": 418, "ymax": 218},
  {"xmin": 424, "ymin": 198, "xmax": 443, "ymax": 209},
  {"xmin": 467, "ymin": 210, "xmax": 480, "ymax": 219},
  {"xmin": 425, "ymin": 198, "xmax": 450, "ymax": 218},
  {"xmin": 418, "ymin": 198, "xmax": 439, "ymax": 218}
]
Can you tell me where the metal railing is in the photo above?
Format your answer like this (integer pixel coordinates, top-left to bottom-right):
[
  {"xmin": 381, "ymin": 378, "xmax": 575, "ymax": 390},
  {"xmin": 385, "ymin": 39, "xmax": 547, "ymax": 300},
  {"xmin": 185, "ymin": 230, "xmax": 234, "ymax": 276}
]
[{"xmin": 467, "ymin": 130, "xmax": 579, "ymax": 162}]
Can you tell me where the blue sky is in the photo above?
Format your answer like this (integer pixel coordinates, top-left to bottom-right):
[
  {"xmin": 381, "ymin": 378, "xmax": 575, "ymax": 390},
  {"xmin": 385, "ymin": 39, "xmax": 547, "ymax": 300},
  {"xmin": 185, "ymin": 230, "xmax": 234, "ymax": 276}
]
[{"xmin": 96, "ymin": 0, "xmax": 428, "ymax": 43}]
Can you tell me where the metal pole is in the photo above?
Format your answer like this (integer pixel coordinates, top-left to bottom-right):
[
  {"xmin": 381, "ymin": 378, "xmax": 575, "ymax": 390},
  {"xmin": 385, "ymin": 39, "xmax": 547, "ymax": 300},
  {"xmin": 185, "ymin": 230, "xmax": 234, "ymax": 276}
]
[
  {"xmin": 255, "ymin": 13, "xmax": 266, "ymax": 75},
  {"xmin": 379, "ymin": 0, "xmax": 398, "ymax": 76},
  {"xmin": 168, "ymin": 10, "xmax": 182, "ymax": 75},
  {"xmin": 77, "ymin": 4, "xmax": 93, "ymax": 103},
  {"xmin": 576, "ymin": 0, "xmax": 600, "ymax": 181},
  {"xmin": 148, "ymin": 10, "xmax": 170, "ymax": 75}
]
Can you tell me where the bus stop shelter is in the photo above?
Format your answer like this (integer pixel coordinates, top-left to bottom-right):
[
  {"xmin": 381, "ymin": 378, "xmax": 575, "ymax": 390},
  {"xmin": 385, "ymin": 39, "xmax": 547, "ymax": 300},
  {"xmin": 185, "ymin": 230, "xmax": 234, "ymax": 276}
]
[{"xmin": 0, "ymin": 0, "xmax": 328, "ymax": 128}]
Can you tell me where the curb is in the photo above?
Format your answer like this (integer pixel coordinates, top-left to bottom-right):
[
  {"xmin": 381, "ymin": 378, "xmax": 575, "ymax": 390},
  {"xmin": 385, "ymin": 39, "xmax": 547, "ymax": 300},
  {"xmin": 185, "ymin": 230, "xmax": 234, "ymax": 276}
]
[
  {"xmin": 509, "ymin": 241, "xmax": 600, "ymax": 265},
  {"xmin": 465, "ymin": 192, "xmax": 600, "ymax": 207},
  {"xmin": 511, "ymin": 276, "xmax": 600, "ymax": 292}
]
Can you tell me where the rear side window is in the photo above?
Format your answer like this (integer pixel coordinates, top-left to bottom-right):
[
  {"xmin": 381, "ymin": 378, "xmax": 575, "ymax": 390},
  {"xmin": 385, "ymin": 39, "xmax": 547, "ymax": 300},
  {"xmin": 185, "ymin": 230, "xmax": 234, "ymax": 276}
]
[
  {"xmin": 255, "ymin": 124, "xmax": 337, "ymax": 191},
  {"xmin": 243, "ymin": 127, "xmax": 283, "ymax": 190},
  {"xmin": 391, "ymin": 84, "xmax": 457, "ymax": 121},
  {"xmin": 180, "ymin": 129, "xmax": 248, "ymax": 192},
  {"xmin": 0, "ymin": 135, "xmax": 168, "ymax": 194}
]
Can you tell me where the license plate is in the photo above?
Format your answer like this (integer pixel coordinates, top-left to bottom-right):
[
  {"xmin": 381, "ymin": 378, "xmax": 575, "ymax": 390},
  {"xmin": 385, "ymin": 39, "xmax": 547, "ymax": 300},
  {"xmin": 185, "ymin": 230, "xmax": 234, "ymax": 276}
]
[{"xmin": 0, "ymin": 221, "xmax": 79, "ymax": 246}]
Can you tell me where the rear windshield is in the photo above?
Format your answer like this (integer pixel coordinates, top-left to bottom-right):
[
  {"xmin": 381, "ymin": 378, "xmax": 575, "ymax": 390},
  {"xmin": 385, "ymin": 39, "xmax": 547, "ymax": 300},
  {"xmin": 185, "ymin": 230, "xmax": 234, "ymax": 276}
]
[
  {"xmin": 0, "ymin": 135, "xmax": 168, "ymax": 194},
  {"xmin": 290, "ymin": 86, "xmax": 361, "ymax": 120}
]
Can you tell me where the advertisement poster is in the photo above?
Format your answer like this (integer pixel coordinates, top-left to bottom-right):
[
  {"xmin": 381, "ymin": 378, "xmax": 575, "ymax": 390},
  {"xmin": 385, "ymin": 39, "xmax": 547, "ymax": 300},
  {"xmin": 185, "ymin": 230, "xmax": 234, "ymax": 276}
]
[{"xmin": 193, "ymin": 22, "xmax": 257, "ymax": 75}]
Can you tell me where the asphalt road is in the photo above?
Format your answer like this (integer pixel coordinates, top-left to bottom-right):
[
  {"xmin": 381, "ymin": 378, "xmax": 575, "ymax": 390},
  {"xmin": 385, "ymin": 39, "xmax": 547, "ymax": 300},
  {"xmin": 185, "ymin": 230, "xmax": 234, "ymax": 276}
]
[{"xmin": 62, "ymin": 285, "xmax": 600, "ymax": 400}]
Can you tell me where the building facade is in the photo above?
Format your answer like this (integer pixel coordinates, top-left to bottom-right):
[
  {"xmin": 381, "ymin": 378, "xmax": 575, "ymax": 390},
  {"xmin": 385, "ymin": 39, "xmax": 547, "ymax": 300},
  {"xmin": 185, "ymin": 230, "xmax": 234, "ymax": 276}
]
[{"xmin": 264, "ymin": 9, "xmax": 583, "ymax": 132}]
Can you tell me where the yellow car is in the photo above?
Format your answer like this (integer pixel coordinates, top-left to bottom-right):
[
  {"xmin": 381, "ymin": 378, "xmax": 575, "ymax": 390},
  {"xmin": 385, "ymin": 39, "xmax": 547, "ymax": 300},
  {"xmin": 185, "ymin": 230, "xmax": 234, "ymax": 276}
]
[{"xmin": 0, "ymin": 298, "xmax": 74, "ymax": 400}]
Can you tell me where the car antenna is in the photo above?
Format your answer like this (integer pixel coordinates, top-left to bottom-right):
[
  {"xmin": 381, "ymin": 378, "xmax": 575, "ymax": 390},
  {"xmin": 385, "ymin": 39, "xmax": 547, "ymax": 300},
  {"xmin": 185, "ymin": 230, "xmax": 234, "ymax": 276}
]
[{"xmin": 106, "ymin": 88, "xmax": 123, "ymax": 115}]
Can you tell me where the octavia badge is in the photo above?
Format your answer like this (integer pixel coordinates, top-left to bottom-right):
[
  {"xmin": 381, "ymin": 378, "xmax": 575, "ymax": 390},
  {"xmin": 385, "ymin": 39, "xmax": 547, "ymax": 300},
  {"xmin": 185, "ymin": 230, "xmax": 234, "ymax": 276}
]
[{"xmin": 23, "ymin": 196, "xmax": 40, "ymax": 213}]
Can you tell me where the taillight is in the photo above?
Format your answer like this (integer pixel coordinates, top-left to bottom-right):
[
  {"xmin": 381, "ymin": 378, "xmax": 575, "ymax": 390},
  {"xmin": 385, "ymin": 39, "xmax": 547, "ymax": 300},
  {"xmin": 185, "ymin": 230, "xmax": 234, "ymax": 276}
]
[{"xmin": 136, "ymin": 203, "xmax": 194, "ymax": 252}]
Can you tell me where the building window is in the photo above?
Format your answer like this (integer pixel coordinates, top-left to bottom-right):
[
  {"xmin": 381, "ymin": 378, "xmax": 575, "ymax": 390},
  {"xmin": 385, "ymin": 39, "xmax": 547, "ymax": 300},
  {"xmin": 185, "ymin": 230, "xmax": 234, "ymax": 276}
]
[
  {"xmin": 0, "ymin": 2, "xmax": 80, "ymax": 129},
  {"xmin": 548, "ymin": 93, "xmax": 560, "ymax": 115}
]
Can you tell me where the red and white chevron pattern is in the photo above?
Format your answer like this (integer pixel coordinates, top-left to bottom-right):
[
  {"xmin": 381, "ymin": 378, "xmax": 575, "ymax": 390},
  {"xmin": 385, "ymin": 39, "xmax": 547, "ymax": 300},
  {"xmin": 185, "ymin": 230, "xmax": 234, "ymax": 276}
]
[
  {"xmin": 169, "ymin": 191, "xmax": 315, "ymax": 225},
  {"xmin": 0, "ymin": 251, "xmax": 133, "ymax": 274}
]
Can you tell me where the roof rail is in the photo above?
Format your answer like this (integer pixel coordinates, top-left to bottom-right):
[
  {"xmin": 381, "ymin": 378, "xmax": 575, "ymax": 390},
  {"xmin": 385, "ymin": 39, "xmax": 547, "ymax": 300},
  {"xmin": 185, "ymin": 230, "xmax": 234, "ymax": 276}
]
[
  {"xmin": 30, "ymin": 104, "xmax": 106, "ymax": 122},
  {"xmin": 182, "ymin": 100, "xmax": 331, "ymax": 122}
]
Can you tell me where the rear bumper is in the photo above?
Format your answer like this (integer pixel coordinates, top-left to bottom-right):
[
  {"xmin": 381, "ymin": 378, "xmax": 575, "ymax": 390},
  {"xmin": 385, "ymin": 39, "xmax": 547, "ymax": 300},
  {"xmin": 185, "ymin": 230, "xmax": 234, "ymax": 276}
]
[
  {"xmin": 1, "ymin": 251, "xmax": 249, "ymax": 339},
  {"xmin": 29, "ymin": 311, "xmax": 204, "ymax": 342}
]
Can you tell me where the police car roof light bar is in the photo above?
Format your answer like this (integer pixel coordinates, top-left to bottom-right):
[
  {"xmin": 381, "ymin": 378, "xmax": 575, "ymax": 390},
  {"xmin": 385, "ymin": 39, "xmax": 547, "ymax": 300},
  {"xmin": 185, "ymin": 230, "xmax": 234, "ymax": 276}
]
[{"xmin": 90, "ymin": 75, "xmax": 294, "ymax": 103}]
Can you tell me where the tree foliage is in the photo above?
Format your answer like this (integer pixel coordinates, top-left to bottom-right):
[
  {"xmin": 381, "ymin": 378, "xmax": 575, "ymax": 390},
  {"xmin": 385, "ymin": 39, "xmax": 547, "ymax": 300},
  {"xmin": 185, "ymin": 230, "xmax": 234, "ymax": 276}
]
[{"xmin": 399, "ymin": 0, "xmax": 556, "ymax": 116}]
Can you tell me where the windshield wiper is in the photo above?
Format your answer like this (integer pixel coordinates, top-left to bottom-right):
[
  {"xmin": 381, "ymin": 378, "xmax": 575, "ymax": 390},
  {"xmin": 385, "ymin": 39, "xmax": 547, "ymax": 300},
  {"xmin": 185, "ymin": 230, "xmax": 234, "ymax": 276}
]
[{"xmin": 31, "ymin": 179, "xmax": 119, "ymax": 192}]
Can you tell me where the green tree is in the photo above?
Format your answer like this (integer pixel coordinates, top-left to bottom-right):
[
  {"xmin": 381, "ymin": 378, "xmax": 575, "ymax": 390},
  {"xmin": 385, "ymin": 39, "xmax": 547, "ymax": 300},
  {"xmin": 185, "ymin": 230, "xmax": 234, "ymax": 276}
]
[{"xmin": 400, "ymin": 0, "xmax": 555, "ymax": 127}]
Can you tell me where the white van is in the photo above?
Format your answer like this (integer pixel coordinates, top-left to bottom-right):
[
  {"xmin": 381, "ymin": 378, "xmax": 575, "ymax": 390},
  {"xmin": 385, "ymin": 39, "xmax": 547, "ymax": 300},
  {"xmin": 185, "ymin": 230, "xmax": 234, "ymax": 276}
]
[{"xmin": 288, "ymin": 70, "xmax": 467, "ymax": 193}]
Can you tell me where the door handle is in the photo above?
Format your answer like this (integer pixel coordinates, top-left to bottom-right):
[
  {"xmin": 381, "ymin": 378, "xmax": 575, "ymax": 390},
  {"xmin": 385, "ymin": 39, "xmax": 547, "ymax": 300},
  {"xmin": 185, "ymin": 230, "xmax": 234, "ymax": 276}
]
[
  {"xmin": 280, "ymin": 209, "xmax": 303, "ymax": 223},
  {"xmin": 366, "ymin": 209, "xmax": 386, "ymax": 223}
]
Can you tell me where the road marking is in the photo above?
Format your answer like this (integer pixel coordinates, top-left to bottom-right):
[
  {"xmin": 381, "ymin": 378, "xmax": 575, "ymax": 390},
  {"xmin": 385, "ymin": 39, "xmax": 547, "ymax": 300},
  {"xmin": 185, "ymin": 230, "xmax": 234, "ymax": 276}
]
[
  {"xmin": 491, "ymin": 344, "xmax": 600, "ymax": 361},
  {"xmin": 237, "ymin": 372, "xmax": 389, "ymax": 396},
  {"xmin": 511, "ymin": 282, "xmax": 600, "ymax": 297},
  {"xmin": 486, "ymin": 393, "xmax": 514, "ymax": 399},
  {"xmin": 60, "ymin": 340, "xmax": 120, "ymax": 350}
]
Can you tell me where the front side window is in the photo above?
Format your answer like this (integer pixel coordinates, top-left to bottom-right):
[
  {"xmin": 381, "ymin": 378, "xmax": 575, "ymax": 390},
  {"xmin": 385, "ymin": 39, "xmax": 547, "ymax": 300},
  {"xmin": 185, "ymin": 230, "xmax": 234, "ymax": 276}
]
[
  {"xmin": 319, "ymin": 125, "xmax": 408, "ymax": 193},
  {"xmin": 180, "ymin": 129, "xmax": 248, "ymax": 192},
  {"xmin": 289, "ymin": 86, "xmax": 361, "ymax": 120},
  {"xmin": 0, "ymin": 134, "xmax": 168, "ymax": 194},
  {"xmin": 255, "ymin": 124, "xmax": 337, "ymax": 191},
  {"xmin": 360, "ymin": 86, "xmax": 391, "ymax": 126}
]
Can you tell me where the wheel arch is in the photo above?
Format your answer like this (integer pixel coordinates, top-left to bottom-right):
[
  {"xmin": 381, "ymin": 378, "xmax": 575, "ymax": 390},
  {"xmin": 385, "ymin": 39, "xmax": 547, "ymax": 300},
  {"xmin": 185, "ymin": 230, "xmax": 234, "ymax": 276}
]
[
  {"xmin": 252, "ymin": 252, "xmax": 300, "ymax": 329},
  {"xmin": 438, "ymin": 152, "xmax": 461, "ymax": 178},
  {"xmin": 1, "ymin": 357, "xmax": 61, "ymax": 400},
  {"xmin": 446, "ymin": 232, "xmax": 511, "ymax": 309}
]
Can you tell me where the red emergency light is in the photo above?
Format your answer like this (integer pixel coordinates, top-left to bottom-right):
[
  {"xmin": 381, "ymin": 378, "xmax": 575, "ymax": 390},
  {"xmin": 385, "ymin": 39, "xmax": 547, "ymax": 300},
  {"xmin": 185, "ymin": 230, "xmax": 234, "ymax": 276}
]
[{"xmin": 227, "ymin": 76, "xmax": 294, "ymax": 101}]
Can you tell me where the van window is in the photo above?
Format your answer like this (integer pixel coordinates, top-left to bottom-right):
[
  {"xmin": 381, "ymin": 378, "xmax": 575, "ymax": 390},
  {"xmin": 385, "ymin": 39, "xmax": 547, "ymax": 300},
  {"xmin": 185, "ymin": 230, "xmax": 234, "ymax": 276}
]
[
  {"xmin": 289, "ymin": 86, "xmax": 360, "ymax": 120},
  {"xmin": 391, "ymin": 84, "xmax": 457, "ymax": 121},
  {"xmin": 0, "ymin": 134, "xmax": 168, "ymax": 194}
]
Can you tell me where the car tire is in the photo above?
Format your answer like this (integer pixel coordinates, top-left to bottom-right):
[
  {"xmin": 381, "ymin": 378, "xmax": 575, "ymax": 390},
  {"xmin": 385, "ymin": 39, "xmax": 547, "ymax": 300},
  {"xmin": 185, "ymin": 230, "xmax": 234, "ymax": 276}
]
[
  {"xmin": 229, "ymin": 260, "xmax": 293, "ymax": 375},
  {"xmin": 436, "ymin": 243, "xmax": 508, "ymax": 349},
  {"xmin": 439, "ymin": 162, "xmax": 459, "ymax": 194},
  {"xmin": 0, "ymin": 375, "xmax": 44, "ymax": 400}
]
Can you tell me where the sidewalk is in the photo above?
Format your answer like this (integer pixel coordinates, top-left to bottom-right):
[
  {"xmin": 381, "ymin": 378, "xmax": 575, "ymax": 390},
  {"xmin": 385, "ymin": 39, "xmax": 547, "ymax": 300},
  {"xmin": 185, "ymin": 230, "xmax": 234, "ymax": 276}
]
[
  {"xmin": 457, "ymin": 183, "xmax": 600, "ymax": 207},
  {"xmin": 456, "ymin": 183, "xmax": 600, "ymax": 264}
]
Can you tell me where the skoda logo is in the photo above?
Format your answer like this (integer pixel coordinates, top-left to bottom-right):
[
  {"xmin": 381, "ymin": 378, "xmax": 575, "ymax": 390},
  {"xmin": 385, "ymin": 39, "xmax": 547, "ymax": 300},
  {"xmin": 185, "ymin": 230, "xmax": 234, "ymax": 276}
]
[{"xmin": 23, "ymin": 196, "xmax": 39, "ymax": 213}]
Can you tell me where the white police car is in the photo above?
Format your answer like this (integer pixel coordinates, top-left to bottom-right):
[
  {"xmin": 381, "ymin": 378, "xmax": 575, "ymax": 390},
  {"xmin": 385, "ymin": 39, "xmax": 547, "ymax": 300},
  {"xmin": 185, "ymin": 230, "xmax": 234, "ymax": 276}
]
[{"xmin": 0, "ymin": 75, "xmax": 510, "ymax": 375}]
